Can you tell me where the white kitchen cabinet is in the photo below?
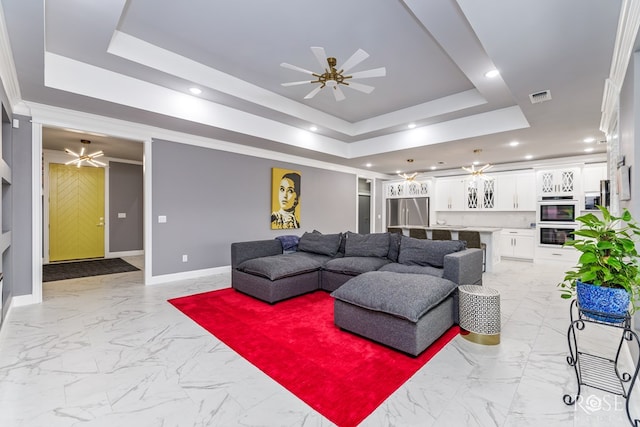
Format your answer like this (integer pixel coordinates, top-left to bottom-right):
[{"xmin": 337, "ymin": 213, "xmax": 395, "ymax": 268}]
[
  {"xmin": 406, "ymin": 179, "xmax": 431, "ymax": 197},
  {"xmin": 582, "ymin": 163, "xmax": 607, "ymax": 193},
  {"xmin": 495, "ymin": 171, "xmax": 536, "ymax": 211},
  {"xmin": 434, "ymin": 177, "xmax": 466, "ymax": 210},
  {"xmin": 536, "ymin": 167, "xmax": 580, "ymax": 198},
  {"xmin": 500, "ymin": 229, "xmax": 534, "ymax": 260},
  {"xmin": 465, "ymin": 178, "xmax": 496, "ymax": 210},
  {"xmin": 384, "ymin": 179, "xmax": 431, "ymax": 198}
]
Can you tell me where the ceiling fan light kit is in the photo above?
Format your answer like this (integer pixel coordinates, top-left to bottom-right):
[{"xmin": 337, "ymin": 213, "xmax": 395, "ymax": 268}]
[{"xmin": 281, "ymin": 46, "xmax": 386, "ymax": 101}]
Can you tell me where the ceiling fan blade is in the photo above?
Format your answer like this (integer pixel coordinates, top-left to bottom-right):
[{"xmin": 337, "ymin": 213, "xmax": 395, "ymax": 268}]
[
  {"xmin": 304, "ymin": 86, "xmax": 322, "ymax": 99},
  {"xmin": 310, "ymin": 46, "xmax": 328, "ymax": 70},
  {"xmin": 333, "ymin": 85, "xmax": 346, "ymax": 102},
  {"xmin": 346, "ymin": 81, "xmax": 375, "ymax": 94},
  {"xmin": 281, "ymin": 62, "xmax": 315, "ymax": 75},
  {"xmin": 340, "ymin": 49, "xmax": 369, "ymax": 73},
  {"xmin": 349, "ymin": 67, "xmax": 386, "ymax": 79},
  {"xmin": 281, "ymin": 80, "xmax": 313, "ymax": 87}
]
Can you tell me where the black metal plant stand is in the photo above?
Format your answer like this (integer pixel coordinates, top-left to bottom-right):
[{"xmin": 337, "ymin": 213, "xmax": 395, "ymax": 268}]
[{"xmin": 563, "ymin": 299, "xmax": 640, "ymax": 426}]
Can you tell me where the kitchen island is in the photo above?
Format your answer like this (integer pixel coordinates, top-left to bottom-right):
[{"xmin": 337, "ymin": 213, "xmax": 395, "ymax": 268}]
[{"xmin": 394, "ymin": 226, "xmax": 502, "ymax": 273}]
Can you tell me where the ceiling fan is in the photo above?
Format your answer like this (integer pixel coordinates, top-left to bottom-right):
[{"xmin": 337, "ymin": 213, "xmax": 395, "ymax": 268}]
[{"xmin": 281, "ymin": 47, "xmax": 386, "ymax": 101}]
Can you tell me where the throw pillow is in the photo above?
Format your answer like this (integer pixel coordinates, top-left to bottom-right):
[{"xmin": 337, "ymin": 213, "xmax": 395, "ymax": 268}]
[{"xmin": 398, "ymin": 235, "xmax": 466, "ymax": 267}]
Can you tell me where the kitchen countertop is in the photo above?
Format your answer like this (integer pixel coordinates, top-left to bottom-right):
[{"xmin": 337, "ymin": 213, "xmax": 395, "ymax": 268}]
[{"xmin": 397, "ymin": 225, "xmax": 503, "ymax": 232}]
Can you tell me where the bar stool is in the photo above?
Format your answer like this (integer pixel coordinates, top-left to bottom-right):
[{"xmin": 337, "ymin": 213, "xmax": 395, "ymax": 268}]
[
  {"xmin": 431, "ymin": 229, "xmax": 452, "ymax": 240},
  {"xmin": 409, "ymin": 228, "xmax": 427, "ymax": 239},
  {"xmin": 458, "ymin": 230, "xmax": 486, "ymax": 272}
]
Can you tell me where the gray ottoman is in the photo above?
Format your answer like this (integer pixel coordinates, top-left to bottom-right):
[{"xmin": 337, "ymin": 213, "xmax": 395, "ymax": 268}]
[{"xmin": 330, "ymin": 271, "xmax": 459, "ymax": 356}]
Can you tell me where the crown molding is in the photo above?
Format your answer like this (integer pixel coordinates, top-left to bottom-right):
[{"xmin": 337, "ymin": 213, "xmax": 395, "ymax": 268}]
[
  {"xmin": 600, "ymin": 0, "xmax": 640, "ymax": 135},
  {"xmin": 0, "ymin": 3, "xmax": 22, "ymax": 113},
  {"xmin": 27, "ymin": 102, "xmax": 389, "ymax": 180}
]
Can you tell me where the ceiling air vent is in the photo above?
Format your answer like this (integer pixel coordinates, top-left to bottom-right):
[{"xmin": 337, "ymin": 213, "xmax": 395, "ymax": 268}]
[{"xmin": 529, "ymin": 90, "xmax": 552, "ymax": 104}]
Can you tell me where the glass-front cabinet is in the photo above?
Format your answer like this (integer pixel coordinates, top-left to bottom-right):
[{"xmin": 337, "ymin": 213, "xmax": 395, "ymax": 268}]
[
  {"xmin": 384, "ymin": 179, "xmax": 431, "ymax": 199},
  {"xmin": 536, "ymin": 167, "xmax": 580, "ymax": 199},
  {"xmin": 466, "ymin": 178, "xmax": 495, "ymax": 210}
]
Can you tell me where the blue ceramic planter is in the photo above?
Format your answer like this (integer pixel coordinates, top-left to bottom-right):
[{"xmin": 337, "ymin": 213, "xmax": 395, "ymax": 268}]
[{"xmin": 576, "ymin": 280, "xmax": 630, "ymax": 323}]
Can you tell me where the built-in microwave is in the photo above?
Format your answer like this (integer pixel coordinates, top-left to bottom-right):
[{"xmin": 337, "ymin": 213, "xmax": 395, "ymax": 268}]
[
  {"xmin": 538, "ymin": 200, "xmax": 578, "ymax": 223},
  {"xmin": 538, "ymin": 225, "xmax": 577, "ymax": 246},
  {"xmin": 584, "ymin": 193, "xmax": 601, "ymax": 210}
]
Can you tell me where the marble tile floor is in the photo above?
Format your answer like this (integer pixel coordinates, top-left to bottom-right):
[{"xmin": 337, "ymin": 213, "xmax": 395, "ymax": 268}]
[{"xmin": 0, "ymin": 257, "xmax": 638, "ymax": 426}]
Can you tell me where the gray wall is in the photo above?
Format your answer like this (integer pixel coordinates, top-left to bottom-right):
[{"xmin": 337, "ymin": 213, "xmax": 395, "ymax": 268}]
[
  {"xmin": 109, "ymin": 162, "xmax": 143, "ymax": 252},
  {"xmin": 619, "ymin": 50, "xmax": 640, "ymax": 353},
  {"xmin": 374, "ymin": 178, "xmax": 383, "ymax": 232},
  {"xmin": 9, "ymin": 115, "xmax": 33, "ymax": 298},
  {"xmin": 151, "ymin": 139, "xmax": 357, "ymax": 276},
  {"xmin": 620, "ymin": 53, "xmax": 640, "ymax": 217}
]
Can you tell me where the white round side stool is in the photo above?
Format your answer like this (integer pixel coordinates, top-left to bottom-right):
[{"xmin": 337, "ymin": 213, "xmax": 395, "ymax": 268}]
[{"xmin": 458, "ymin": 285, "xmax": 501, "ymax": 345}]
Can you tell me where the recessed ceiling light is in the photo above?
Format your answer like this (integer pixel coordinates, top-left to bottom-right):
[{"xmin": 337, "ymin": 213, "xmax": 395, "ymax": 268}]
[
  {"xmin": 525, "ymin": 154, "xmax": 533, "ymax": 160},
  {"xmin": 485, "ymin": 69, "xmax": 500, "ymax": 78},
  {"xmin": 584, "ymin": 147, "xmax": 595, "ymax": 153},
  {"xmin": 473, "ymin": 160, "xmax": 480, "ymax": 165},
  {"xmin": 189, "ymin": 87, "xmax": 202, "ymax": 95},
  {"xmin": 583, "ymin": 137, "xmax": 595, "ymax": 143},
  {"xmin": 509, "ymin": 141, "xmax": 520, "ymax": 147},
  {"xmin": 395, "ymin": 170, "xmax": 402, "ymax": 174},
  {"xmin": 430, "ymin": 166, "xmax": 437, "ymax": 170},
  {"xmin": 365, "ymin": 163, "xmax": 372, "ymax": 168},
  {"xmin": 407, "ymin": 123, "xmax": 416, "ymax": 129},
  {"xmin": 309, "ymin": 125, "xmax": 318, "ymax": 132}
]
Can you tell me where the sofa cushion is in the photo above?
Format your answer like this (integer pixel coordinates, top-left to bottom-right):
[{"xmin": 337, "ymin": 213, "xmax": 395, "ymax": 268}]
[
  {"xmin": 387, "ymin": 232, "xmax": 401, "ymax": 262},
  {"xmin": 344, "ymin": 232, "xmax": 390, "ymax": 258},
  {"xmin": 298, "ymin": 232, "xmax": 342, "ymax": 257},
  {"xmin": 378, "ymin": 262, "xmax": 444, "ymax": 278},
  {"xmin": 323, "ymin": 256, "xmax": 391, "ymax": 275},
  {"xmin": 331, "ymin": 271, "xmax": 458, "ymax": 323},
  {"xmin": 237, "ymin": 252, "xmax": 326, "ymax": 280},
  {"xmin": 398, "ymin": 236, "xmax": 466, "ymax": 268}
]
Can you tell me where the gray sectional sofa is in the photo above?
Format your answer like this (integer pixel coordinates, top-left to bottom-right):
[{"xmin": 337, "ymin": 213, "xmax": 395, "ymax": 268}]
[{"xmin": 231, "ymin": 231, "xmax": 483, "ymax": 356}]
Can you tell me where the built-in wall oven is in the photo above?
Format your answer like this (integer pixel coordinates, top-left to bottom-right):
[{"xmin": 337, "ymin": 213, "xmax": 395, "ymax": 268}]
[
  {"xmin": 538, "ymin": 199, "xmax": 578, "ymax": 223},
  {"xmin": 537, "ymin": 198, "xmax": 579, "ymax": 246},
  {"xmin": 538, "ymin": 224, "xmax": 577, "ymax": 246}
]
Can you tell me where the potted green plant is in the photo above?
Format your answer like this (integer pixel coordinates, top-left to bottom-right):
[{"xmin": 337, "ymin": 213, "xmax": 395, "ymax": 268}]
[{"xmin": 558, "ymin": 205, "xmax": 640, "ymax": 322}]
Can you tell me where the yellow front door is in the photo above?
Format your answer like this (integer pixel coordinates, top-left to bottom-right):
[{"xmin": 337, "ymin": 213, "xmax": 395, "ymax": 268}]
[{"xmin": 49, "ymin": 163, "xmax": 105, "ymax": 261}]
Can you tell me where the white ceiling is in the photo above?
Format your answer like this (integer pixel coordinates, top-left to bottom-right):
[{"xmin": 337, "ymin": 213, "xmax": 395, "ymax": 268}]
[{"xmin": 0, "ymin": 0, "xmax": 626, "ymax": 172}]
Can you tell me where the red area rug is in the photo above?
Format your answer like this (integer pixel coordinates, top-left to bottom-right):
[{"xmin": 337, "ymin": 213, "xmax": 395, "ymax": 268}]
[{"xmin": 169, "ymin": 288, "xmax": 458, "ymax": 427}]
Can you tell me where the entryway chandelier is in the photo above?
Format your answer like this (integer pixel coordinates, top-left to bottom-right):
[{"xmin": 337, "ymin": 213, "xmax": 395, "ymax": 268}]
[{"xmin": 65, "ymin": 139, "xmax": 106, "ymax": 167}]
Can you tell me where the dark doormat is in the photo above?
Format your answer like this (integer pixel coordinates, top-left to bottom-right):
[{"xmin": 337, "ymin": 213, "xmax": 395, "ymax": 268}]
[{"xmin": 43, "ymin": 258, "xmax": 140, "ymax": 282}]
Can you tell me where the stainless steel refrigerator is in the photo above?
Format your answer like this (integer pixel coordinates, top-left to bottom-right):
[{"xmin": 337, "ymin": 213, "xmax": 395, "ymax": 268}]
[{"xmin": 386, "ymin": 197, "xmax": 430, "ymax": 227}]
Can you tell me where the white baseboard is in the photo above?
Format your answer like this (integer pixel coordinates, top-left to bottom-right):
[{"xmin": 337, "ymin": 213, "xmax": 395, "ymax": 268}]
[
  {"xmin": 108, "ymin": 250, "xmax": 144, "ymax": 258},
  {"xmin": 11, "ymin": 294, "xmax": 39, "ymax": 307},
  {"xmin": 146, "ymin": 265, "xmax": 230, "ymax": 285}
]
